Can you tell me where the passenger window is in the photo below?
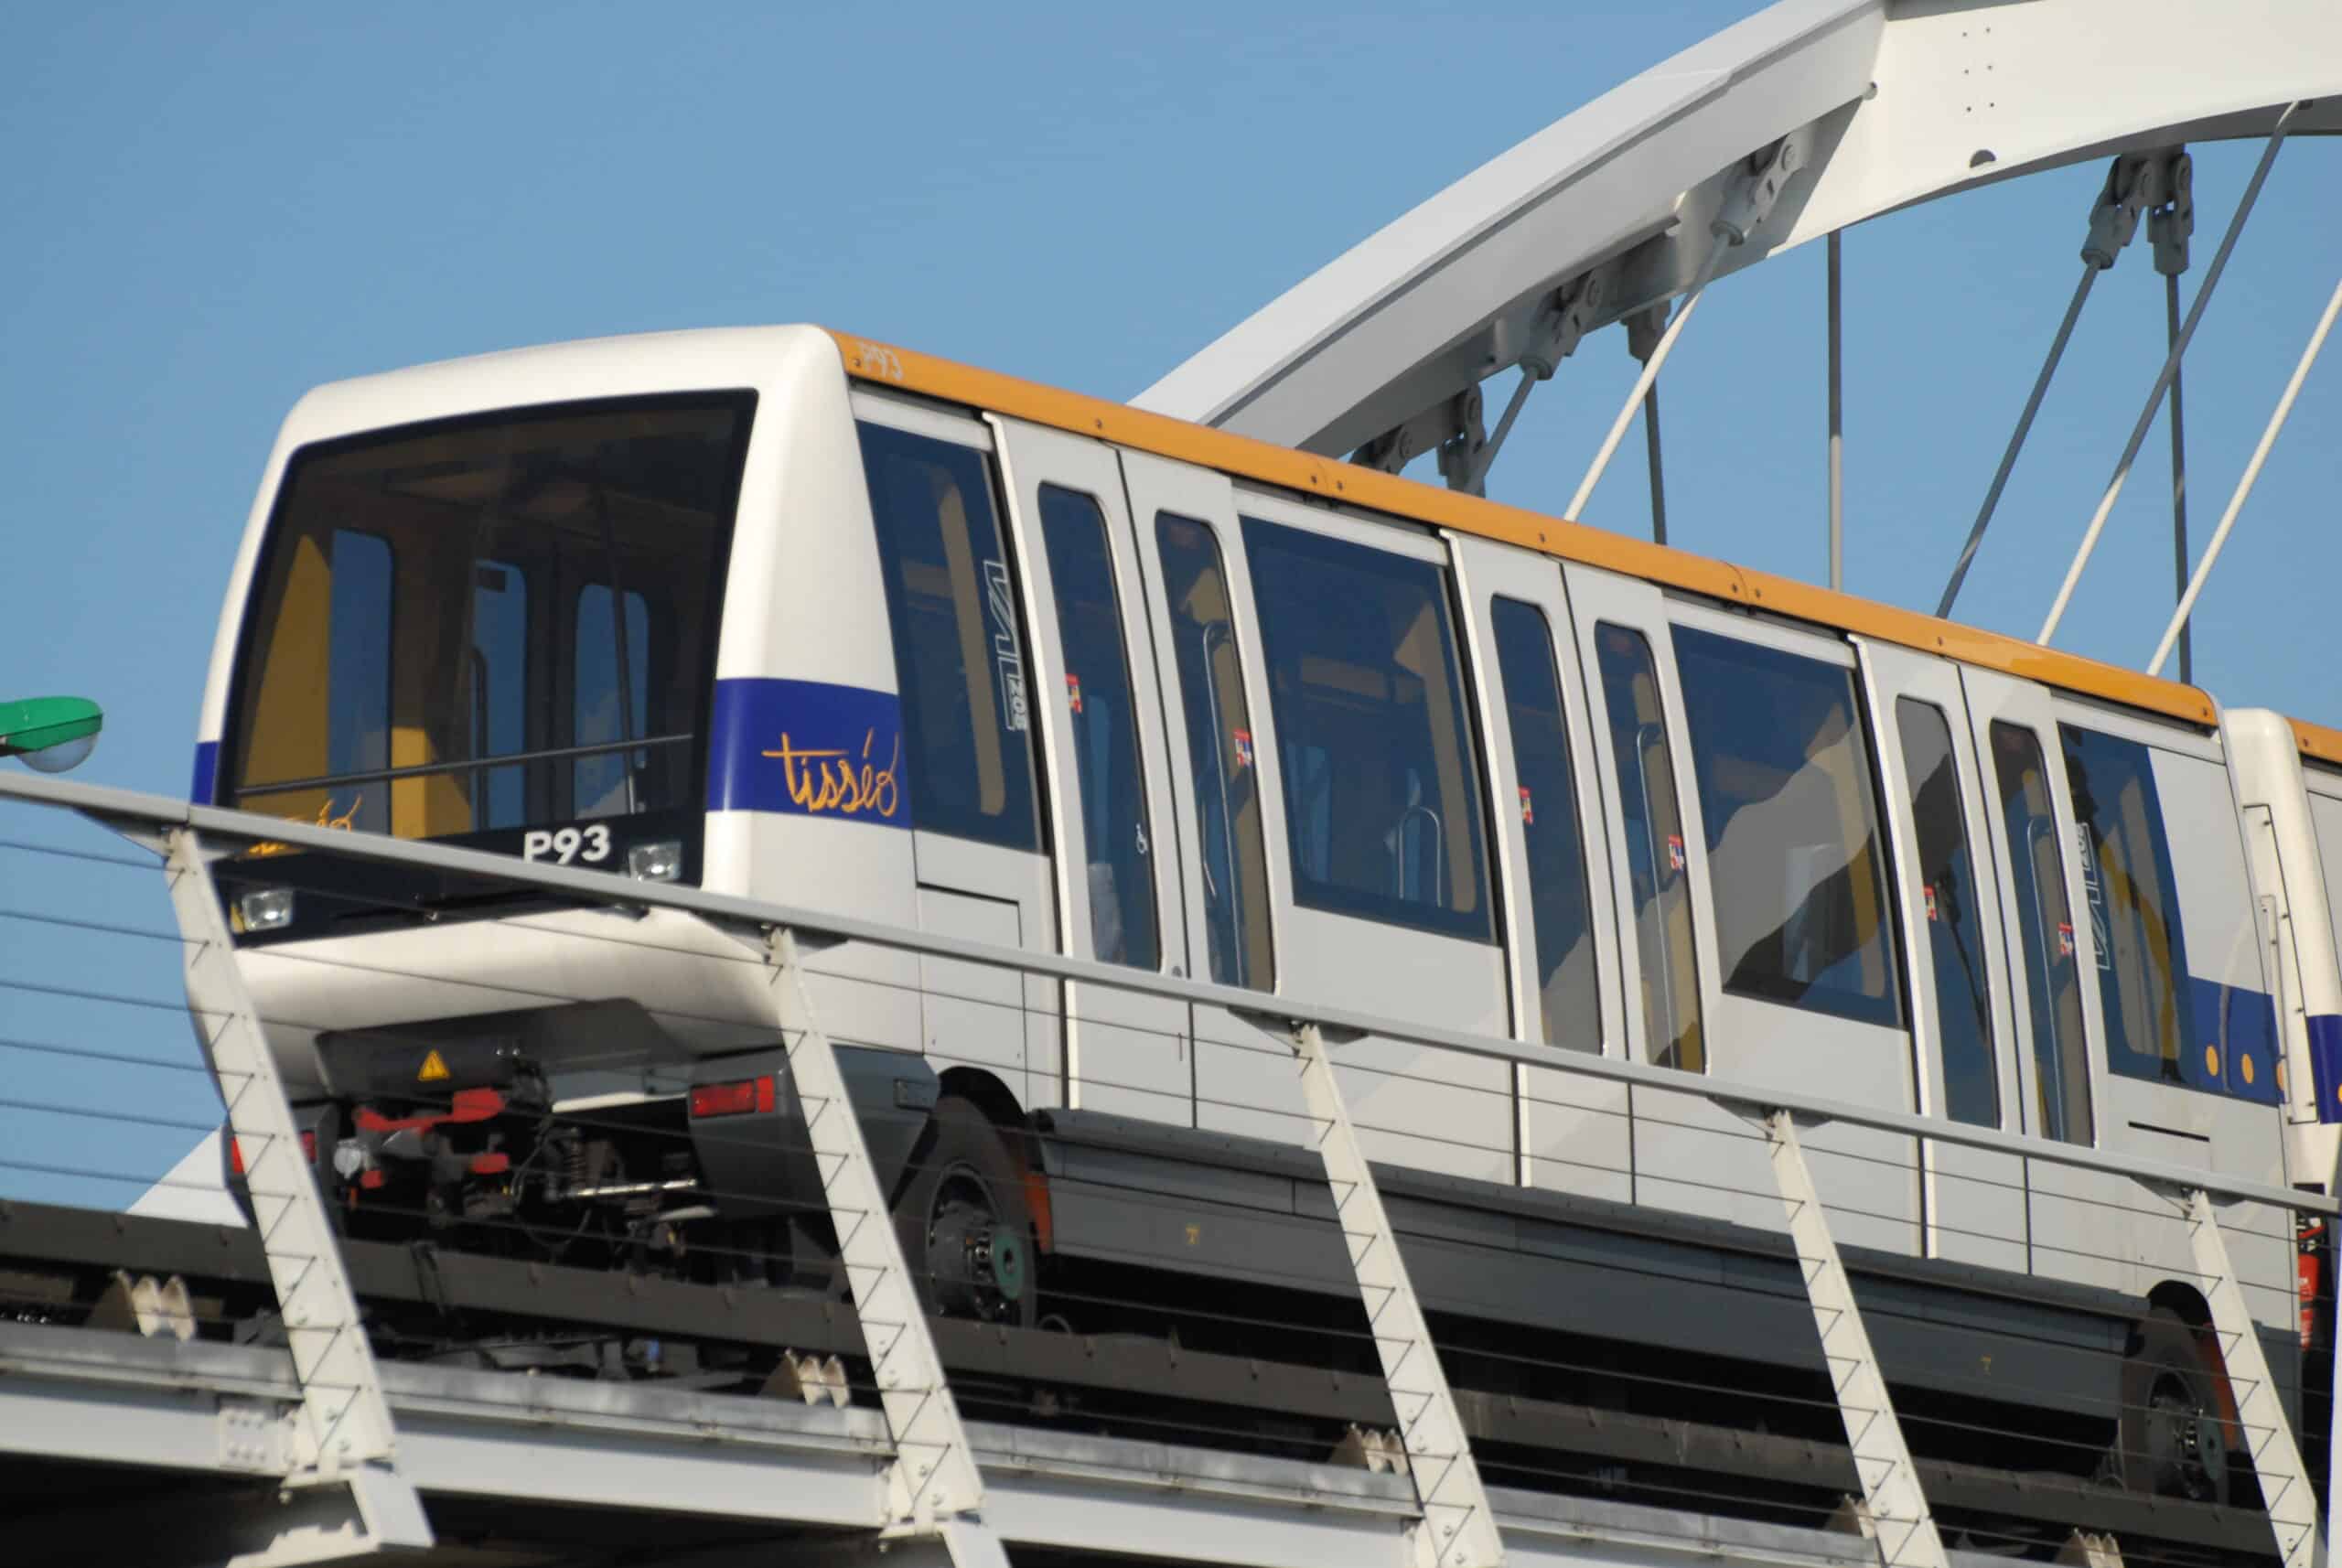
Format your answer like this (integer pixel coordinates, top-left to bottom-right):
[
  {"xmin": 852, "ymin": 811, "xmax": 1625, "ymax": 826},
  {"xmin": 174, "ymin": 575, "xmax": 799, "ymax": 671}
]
[
  {"xmin": 1242, "ymin": 518, "xmax": 1492, "ymax": 941},
  {"xmin": 859, "ymin": 424, "xmax": 1040, "ymax": 851},
  {"xmin": 1489, "ymin": 598, "xmax": 1599, "ymax": 1048},
  {"xmin": 1672, "ymin": 627, "xmax": 1902, "ymax": 1030},
  {"xmin": 1037, "ymin": 485, "xmax": 1158, "ymax": 970},
  {"xmin": 574, "ymin": 585, "xmax": 650, "ymax": 820},
  {"xmin": 468, "ymin": 561, "xmax": 530, "ymax": 830},
  {"xmin": 1990, "ymin": 722, "xmax": 2094, "ymax": 1144},
  {"xmin": 1896, "ymin": 700, "xmax": 1997, "ymax": 1125},
  {"xmin": 1595, "ymin": 625, "xmax": 1703, "ymax": 1071},
  {"xmin": 326, "ymin": 529, "xmax": 392, "ymax": 833},
  {"xmin": 2061, "ymin": 725, "xmax": 2272, "ymax": 1101},
  {"xmin": 1155, "ymin": 512, "xmax": 1272, "ymax": 988}
]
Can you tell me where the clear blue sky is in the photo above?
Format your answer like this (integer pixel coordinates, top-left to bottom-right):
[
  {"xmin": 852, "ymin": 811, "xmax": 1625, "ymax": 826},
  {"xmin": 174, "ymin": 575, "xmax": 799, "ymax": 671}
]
[{"xmin": 4, "ymin": 2, "xmax": 2336, "ymax": 1207}]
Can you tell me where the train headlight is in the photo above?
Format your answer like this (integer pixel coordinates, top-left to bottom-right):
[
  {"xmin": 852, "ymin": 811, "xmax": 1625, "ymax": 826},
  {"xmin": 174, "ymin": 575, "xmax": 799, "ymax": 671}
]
[
  {"xmin": 235, "ymin": 887, "xmax": 295, "ymax": 932},
  {"xmin": 627, "ymin": 840, "xmax": 682, "ymax": 883}
]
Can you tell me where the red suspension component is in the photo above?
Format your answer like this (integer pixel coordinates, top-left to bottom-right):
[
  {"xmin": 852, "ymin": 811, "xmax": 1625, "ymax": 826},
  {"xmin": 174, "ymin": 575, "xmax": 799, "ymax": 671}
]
[{"xmin": 353, "ymin": 1087, "xmax": 507, "ymax": 1136}]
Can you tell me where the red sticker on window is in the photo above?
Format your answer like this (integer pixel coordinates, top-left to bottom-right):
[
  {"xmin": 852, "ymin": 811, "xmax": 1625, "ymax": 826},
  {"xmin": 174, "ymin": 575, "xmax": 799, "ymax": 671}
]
[
  {"xmin": 2056, "ymin": 920, "xmax": 2075, "ymax": 959},
  {"xmin": 1666, "ymin": 833, "xmax": 1685, "ymax": 872},
  {"xmin": 1231, "ymin": 729, "xmax": 1253, "ymax": 768},
  {"xmin": 1519, "ymin": 785, "xmax": 1534, "ymax": 826},
  {"xmin": 1924, "ymin": 884, "xmax": 1939, "ymax": 922},
  {"xmin": 1064, "ymin": 672, "xmax": 1082, "ymax": 714}
]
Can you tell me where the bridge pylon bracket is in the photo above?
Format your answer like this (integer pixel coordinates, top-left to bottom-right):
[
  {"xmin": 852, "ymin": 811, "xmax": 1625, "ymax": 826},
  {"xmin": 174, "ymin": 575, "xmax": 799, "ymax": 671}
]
[
  {"xmin": 762, "ymin": 927, "xmax": 1007, "ymax": 1567},
  {"xmin": 2181, "ymin": 1186, "xmax": 2323, "ymax": 1568},
  {"xmin": 1758, "ymin": 1108, "xmax": 1947, "ymax": 1568},
  {"xmin": 162, "ymin": 828, "xmax": 434, "ymax": 1556},
  {"xmin": 1284, "ymin": 1019, "xmax": 1506, "ymax": 1568}
]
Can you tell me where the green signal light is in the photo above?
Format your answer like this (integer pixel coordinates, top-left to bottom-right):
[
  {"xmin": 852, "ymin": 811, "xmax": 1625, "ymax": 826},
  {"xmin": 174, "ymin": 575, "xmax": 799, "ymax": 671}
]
[{"xmin": 0, "ymin": 695, "xmax": 104, "ymax": 774}]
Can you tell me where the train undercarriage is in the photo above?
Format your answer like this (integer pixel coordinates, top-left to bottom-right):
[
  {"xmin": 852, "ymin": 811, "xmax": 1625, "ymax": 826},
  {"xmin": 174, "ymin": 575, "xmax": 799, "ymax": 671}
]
[{"xmin": 2, "ymin": 1008, "xmax": 2273, "ymax": 1565}]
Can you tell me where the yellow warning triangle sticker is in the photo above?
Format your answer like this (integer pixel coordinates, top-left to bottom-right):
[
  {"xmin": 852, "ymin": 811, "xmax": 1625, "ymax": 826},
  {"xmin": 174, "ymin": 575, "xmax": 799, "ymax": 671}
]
[{"xmin": 417, "ymin": 1049, "xmax": 450, "ymax": 1083}]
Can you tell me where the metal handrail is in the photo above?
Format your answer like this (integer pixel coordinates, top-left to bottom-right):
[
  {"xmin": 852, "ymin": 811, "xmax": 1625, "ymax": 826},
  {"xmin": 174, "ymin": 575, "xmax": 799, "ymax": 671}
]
[{"xmin": 6, "ymin": 767, "xmax": 2330, "ymax": 1217}]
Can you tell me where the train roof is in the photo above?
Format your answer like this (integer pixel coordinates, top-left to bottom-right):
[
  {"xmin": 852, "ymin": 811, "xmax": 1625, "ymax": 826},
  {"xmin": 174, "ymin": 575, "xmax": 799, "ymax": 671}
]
[
  {"xmin": 285, "ymin": 324, "xmax": 2328, "ymax": 751},
  {"xmin": 827, "ymin": 328, "xmax": 2232, "ymax": 732}
]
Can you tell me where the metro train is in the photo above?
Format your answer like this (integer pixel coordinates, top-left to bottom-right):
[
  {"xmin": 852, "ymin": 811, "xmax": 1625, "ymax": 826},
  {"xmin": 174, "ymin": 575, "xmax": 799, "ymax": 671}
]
[{"xmin": 191, "ymin": 325, "xmax": 2342, "ymax": 1506}]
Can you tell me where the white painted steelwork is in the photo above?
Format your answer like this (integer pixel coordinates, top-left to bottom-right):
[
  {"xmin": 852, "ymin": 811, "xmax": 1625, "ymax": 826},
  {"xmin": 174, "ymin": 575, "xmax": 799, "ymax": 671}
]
[
  {"xmin": 764, "ymin": 927, "xmax": 1004, "ymax": 1563},
  {"xmin": 1289, "ymin": 1021, "xmax": 1504, "ymax": 1568},
  {"xmin": 159, "ymin": 827, "xmax": 433, "ymax": 1557},
  {"xmin": 1762, "ymin": 1110, "xmax": 1946, "ymax": 1568},
  {"xmin": 2186, "ymin": 1187, "xmax": 2322, "ymax": 1568}
]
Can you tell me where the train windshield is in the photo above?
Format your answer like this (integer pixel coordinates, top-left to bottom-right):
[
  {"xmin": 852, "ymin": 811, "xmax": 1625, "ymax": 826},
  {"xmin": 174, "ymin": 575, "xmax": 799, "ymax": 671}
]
[{"xmin": 225, "ymin": 395, "xmax": 751, "ymax": 856}]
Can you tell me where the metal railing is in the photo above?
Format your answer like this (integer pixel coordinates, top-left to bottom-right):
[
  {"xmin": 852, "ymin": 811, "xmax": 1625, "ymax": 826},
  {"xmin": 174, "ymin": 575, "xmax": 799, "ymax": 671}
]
[{"xmin": 0, "ymin": 765, "xmax": 2334, "ymax": 1568}]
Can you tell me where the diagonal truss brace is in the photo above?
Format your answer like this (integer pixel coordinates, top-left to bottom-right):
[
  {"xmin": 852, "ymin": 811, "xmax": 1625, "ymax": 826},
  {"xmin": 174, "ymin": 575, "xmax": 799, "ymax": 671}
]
[
  {"xmin": 1760, "ymin": 1110, "xmax": 1947, "ymax": 1568},
  {"xmin": 162, "ymin": 829, "xmax": 432, "ymax": 1552},
  {"xmin": 1288, "ymin": 1021, "xmax": 1506, "ymax": 1568},
  {"xmin": 761, "ymin": 928, "xmax": 1007, "ymax": 1567},
  {"xmin": 2182, "ymin": 1187, "xmax": 2321, "ymax": 1568}
]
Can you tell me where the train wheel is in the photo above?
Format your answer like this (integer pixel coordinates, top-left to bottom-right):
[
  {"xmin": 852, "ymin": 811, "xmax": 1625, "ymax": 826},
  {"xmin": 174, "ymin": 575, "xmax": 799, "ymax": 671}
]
[
  {"xmin": 2117, "ymin": 1307, "xmax": 2231, "ymax": 1505},
  {"xmin": 893, "ymin": 1096, "xmax": 1037, "ymax": 1329}
]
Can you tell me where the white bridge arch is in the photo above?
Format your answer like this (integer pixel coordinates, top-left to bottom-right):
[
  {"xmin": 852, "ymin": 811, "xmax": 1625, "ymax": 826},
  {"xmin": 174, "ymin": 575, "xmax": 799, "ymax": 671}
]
[{"xmin": 1139, "ymin": 0, "xmax": 2337, "ymax": 461}]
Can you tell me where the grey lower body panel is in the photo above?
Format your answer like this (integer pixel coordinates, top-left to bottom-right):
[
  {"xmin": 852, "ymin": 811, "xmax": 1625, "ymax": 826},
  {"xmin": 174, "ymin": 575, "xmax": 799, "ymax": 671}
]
[{"xmin": 1034, "ymin": 1109, "xmax": 2304, "ymax": 1426}]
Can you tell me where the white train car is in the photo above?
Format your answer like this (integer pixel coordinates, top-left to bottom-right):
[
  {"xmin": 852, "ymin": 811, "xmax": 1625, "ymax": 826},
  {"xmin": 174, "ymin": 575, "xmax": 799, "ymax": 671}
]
[{"xmin": 190, "ymin": 326, "xmax": 2317, "ymax": 1502}]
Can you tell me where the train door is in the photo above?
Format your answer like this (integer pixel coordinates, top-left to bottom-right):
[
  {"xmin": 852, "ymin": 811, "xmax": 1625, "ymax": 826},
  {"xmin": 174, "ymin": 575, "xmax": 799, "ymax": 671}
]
[
  {"xmin": 2051, "ymin": 701, "xmax": 2289, "ymax": 1328},
  {"xmin": 1658, "ymin": 596, "xmax": 1920, "ymax": 1253},
  {"xmin": 1234, "ymin": 490, "xmax": 1512, "ymax": 1183},
  {"xmin": 1961, "ymin": 668, "xmax": 2119, "ymax": 1294},
  {"xmin": 854, "ymin": 400, "xmax": 1060, "ymax": 1112},
  {"xmin": 1119, "ymin": 452, "xmax": 1295, "ymax": 1147},
  {"xmin": 1858, "ymin": 639, "xmax": 2026, "ymax": 1270},
  {"xmin": 1450, "ymin": 534, "xmax": 1630, "ymax": 1201},
  {"xmin": 990, "ymin": 417, "xmax": 1193, "ymax": 1125}
]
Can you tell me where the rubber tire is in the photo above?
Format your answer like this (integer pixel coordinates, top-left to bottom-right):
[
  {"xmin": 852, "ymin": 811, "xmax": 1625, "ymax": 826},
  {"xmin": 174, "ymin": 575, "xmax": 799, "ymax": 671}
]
[
  {"xmin": 2117, "ymin": 1306, "xmax": 2232, "ymax": 1506},
  {"xmin": 890, "ymin": 1096, "xmax": 1037, "ymax": 1329}
]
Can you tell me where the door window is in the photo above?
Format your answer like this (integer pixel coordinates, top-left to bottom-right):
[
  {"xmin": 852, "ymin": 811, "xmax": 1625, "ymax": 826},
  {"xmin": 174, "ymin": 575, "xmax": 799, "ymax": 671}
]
[
  {"xmin": 1490, "ymin": 598, "xmax": 1599, "ymax": 1048},
  {"xmin": 859, "ymin": 423, "xmax": 1041, "ymax": 851},
  {"xmin": 1672, "ymin": 627, "xmax": 1902, "ymax": 1029},
  {"xmin": 1037, "ymin": 485, "xmax": 1158, "ymax": 969},
  {"xmin": 1155, "ymin": 512, "xmax": 1272, "ymax": 988},
  {"xmin": 1594, "ymin": 624, "xmax": 1703, "ymax": 1071},
  {"xmin": 1241, "ymin": 518, "xmax": 1492, "ymax": 941},
  {"xmin": 1896, "ymin": 699, "xmax": 1997, "ymax": 1126},
  {"xmin": 1990, "ymin": 722, "xmax": 2094, "ymax": 1144},
  {"xmin": 2061, "ymin": 725, "xmax": 2275, "ymax": 1103}
]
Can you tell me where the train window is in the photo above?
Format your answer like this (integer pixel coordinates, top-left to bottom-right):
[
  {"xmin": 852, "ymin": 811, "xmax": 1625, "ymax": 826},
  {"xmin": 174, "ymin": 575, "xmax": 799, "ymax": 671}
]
[
  {"xmin": 1242, "ymin": 519, "xmax": 1492, "ymax": 941},
  {"xmin": 324, "ymin": 529, "xmax": 393, "ymax": 833},
  {"xmin": 1595, "ymin": 624, "xmax": 1703, "ymax": 1072},
  {"xmin": 229, "ymin": 395, "xmax": 747, "ymax": 847},
  {"xmin": 860, "ymin": 423, "xmax": 1041, "ymax": 852},
  {"xmin": 1896, "ymin": 699, "xmax": 1997, "ymax": 1126},
  {"xmin": 1155, "ymin": 512, "xmax": 1273, "ymax": 988},
  {"xmin": 2058, "ymin": 725, "xmax": 2273, "ymax": 1101},
  {"xmin": 1037, "ymin": 485, "xmax": 1158, "ymax": 969},
  {"xmin": 1672, "ymin": 627, "xmax": 1902, "ymax": 1030},
  {"xmin": 468, "ymin": 561, "xmax": 530, "ymax": 830},
  {"xmin": 1489, "ymin": 598, "xmax": 1599, "ymax": 1047},
  {"xmin": 1990, "ymin": 722, "xmax": 2094, "ymax": 1144},
  {"xmin": 574, "ymin": 585, "xmax": 650, "ymax": 819}
]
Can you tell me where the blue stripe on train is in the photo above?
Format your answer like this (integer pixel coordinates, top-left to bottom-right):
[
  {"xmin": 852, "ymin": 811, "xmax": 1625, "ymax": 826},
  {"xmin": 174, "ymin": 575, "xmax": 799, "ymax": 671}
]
[
  {"xmin": 705, "ymin": 677, "xmax": 910, "ymax": 828},
  {"xmin": 2308, "ymin": 1015, "xmax": 2342, "ymax": 1125},
  {"xmin": 191, "ymin": 740, "xmax": 218, "ymax": 805},
  {"xmin": 2182, "ymin": 976, "xmax": 2282, "ymax": 1105}
]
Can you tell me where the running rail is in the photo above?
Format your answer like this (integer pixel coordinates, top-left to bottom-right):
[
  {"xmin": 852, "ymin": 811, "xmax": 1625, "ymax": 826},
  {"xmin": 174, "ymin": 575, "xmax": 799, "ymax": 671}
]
[{"xmin": 13, "ymin": 768, "xmax": 2337, "ymax": 1567}]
